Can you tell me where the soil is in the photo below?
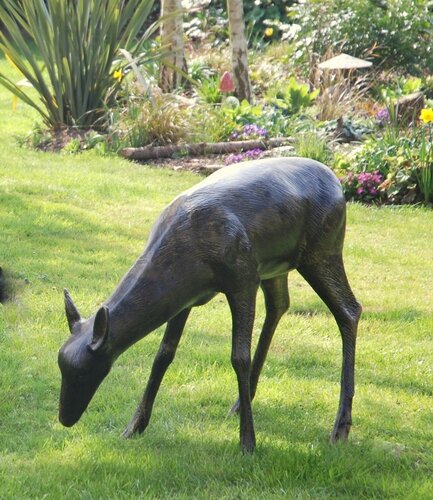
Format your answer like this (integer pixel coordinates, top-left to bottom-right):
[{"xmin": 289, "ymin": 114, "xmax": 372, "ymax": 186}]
[
  {"xmin": 36, "ymin": 128, "xmax": 92, "ymax": 152},
  {"xmin": 144, "ymin": 156, "xmax": 227, "ymax": 175}
]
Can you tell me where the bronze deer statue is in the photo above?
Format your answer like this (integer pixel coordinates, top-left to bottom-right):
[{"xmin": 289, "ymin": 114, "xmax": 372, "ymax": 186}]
[{"xmin": 58, "ymin": 157, "xmax": 361, "ymax": 453}]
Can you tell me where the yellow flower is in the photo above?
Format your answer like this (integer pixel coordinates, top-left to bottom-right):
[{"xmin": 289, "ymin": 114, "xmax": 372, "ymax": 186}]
[
  {"xmin": 113, "ymin": 69, "xmax": 123, "ymax": 82},
  {"xmin": 419, "ymin": 108, "xmax": 433, "ymax": 124},
  {"xmin": 264, "ymin": 27, "xmax": 274, "ymax": 38}
]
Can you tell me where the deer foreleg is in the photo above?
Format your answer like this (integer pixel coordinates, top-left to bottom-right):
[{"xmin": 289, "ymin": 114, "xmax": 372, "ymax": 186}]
[
  {"xmin": 226, "ymin": 286, "xmax": 258, "ymax": 453},
  {"xmin": 122, "ymin": 308, "xmax": 191, "ymax": 438}
]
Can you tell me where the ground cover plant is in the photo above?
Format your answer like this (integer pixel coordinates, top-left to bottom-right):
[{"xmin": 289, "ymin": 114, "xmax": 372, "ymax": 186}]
[{"xmin": 1, "ymin": 55, "xmax": 433, "ymax": 498}]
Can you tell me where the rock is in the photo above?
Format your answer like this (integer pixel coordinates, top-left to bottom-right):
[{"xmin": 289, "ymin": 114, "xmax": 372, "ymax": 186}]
[{"xmin": 262, "ymin": 146, "xmax": 295, "ymax": 158}]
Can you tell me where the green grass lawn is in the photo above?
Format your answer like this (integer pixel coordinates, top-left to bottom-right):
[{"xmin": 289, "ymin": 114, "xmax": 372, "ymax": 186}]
[{"xmin": 1, "ymin": 56, "xmax": 433, "ymax": 499}]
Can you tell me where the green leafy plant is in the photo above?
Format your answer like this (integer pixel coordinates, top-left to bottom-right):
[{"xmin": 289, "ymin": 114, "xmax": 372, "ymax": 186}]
[
  {"xmin": 0, "ymin": 0, "xmax": 155, "ymax": 129},
  {"xmin": 417, "ymin": 142, "xmax": 433, "ymax": 205},
  {"xmin": 62, "ymin": 138, "xmax": 82, "ymax": 155},
  {"xmin": 187, "ymin": 98, "xmax": 266, "ymax": 143},
  {"xmin": 260, "ymin": 104, "xmax": 293, "ymax": 137},
  {"xmin": 197, "ymin": 76, "xmax": 223, "ymax": 105},
  {"xmin": 407, "ymin": 109, "xmax": 433, "ymax": 205},
  {"xmin": 189, "ymin": 59, "xmax": 218, "ymax": 84},
  {"xmin": 374, "ymin": 76, "xmax": 423, "ymax": 103},
  {"xmin": 221, "ymin": 99, "xmax": 263, "ymax": 126},
  {"xmin": 266, "ymin": 77, "xmax": 318, "ymax": 115}
]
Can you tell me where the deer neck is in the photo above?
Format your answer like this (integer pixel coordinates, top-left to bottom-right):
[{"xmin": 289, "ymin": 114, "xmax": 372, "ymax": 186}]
[{"xmin": 103, "ymin": 252, "xmax": 197, "ymax": 356}]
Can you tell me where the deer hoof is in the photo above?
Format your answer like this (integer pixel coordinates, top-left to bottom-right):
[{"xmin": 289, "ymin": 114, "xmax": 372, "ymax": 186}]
[
  {"xmin": 241, "ymin": 436, "xmax": 256, "ymax": 454},
  {"xmin": 122, "ymin": 416, "xmax": 148, "ymax": 438},
  {"xmin": 122, "ymin": 425, "xmax": 137, "ymax": 439},
  {"xmin": 330, "ymin": 422, "xmax": 351, "ymax": 443}
]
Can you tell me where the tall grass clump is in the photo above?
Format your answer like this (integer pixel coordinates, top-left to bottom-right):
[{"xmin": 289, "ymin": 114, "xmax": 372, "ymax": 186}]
[
  {"xmin": 108, "ymin": 94, "xmax": 192, "ymax": 149},
  {"xmin": 294, "ymin": 130, "xmax": 333, "ymax": 165},
  {"xmin": 0, "ymin": 0, "xmax": 155, "ymax": 129}
]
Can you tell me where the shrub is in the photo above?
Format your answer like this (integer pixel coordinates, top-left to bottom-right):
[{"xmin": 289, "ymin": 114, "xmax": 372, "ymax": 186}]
[
  {"xmin": 195, "ymin": 99, "xmax": 267, "ymax": 142},
  {"xmin": 287, "ymin": 0, "xmax": 433, "ymax": 75},
  {"xmin": 0, "ymin": 0, "xmax": 155, "ymax": 129},
  {"xmin": 337, "ymin": 110, "xmax": 433, "ymax": 205},
  {"xmin": 182, "ymin": 0, "xmax": 294, "ymax": 46}
]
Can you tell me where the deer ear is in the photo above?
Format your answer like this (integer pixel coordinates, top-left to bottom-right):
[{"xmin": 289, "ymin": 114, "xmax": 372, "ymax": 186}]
[
  {"xmin": 64, "ymin": 289, "xmax": 81, "ymax": 334},
  {"xmin": 89, "ymin": 306, "xmax": 110, "ymax": 352}
]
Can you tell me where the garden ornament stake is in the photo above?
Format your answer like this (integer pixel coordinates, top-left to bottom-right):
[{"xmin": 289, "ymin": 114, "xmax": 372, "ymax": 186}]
[{"xmin": 58, "ymin": 158, "xmax": 361, "ymax": 453}]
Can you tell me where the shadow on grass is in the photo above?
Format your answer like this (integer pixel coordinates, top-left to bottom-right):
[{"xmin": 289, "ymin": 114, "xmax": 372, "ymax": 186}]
[
  {"xmin": 0, "ymin": 190, "xmax": 146, "ymax": 301},
  {"xmin": 0, "ymin": 190, "xmax": 141, "ymax": 252}
]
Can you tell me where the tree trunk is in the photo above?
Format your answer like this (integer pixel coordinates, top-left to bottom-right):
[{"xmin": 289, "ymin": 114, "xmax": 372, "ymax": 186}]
[
  {"xmin": 227, "ymin": 0, "xmax": 252, "ymax": 102},
  {"xmin": 160, "ymin": 0, "xmax": 186, "ymax": 92}
]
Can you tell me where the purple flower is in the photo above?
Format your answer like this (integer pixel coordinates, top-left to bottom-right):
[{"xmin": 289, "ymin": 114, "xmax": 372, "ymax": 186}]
[
  {"xmin": 376, "ymin": 107, "xmax": 390, "ymax": 124},
  {"xmin": 244, "ymin": 124, "xmax": 268, "ymax": 138},
  {"xmin": 231, "ymin": 123, "xmax": 269, "ymax": 141},
  {"xmin": 225, "ymin": 147, "xmax": 264, "ymax": 165},
  {"xmin": 341, "ymin": 169, "xmax": 384, "ymax": 203},
  {"xmin": 376, "ymin": 108, "xmax": 390, "ymax": 123}
]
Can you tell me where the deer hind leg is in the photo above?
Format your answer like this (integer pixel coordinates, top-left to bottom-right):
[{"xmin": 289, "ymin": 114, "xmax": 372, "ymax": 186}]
[
  {"xmin": 122, "ymin": 308, "xmax": 191, "ymax": 438},
  {"xmin": 230, "ymin": 273, "xmax": 289, "ymax": 415},
  {"xmin": 298, "ymin": 254, "xmax": 361, "ymax": 442}
]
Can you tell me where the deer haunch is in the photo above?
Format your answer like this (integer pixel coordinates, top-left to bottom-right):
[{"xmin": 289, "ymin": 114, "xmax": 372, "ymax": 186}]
[{"xmin": 58, "ymin": 157, "xmax": 361, "ymax": 453}]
